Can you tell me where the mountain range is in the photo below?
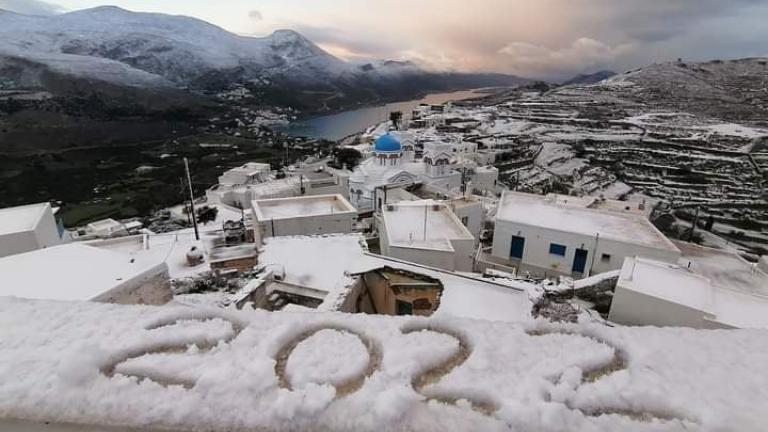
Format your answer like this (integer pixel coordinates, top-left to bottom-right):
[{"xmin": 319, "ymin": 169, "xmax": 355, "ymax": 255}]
[{"xmin": 0, "ymin": 6, "xmax": 528, "ymax": 112}]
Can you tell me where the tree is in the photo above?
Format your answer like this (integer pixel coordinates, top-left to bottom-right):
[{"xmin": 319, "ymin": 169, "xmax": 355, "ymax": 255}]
[
  {"xmin": 389, "ymin": 111, "xmax": 403, "ymax": 129},
  {"xmin": 332, "ymin": 147, "xmax": 363, "ymax": 169},
  {"xmin": 197, "ymin": 205, "xmax": 219, "ymax": 225}
]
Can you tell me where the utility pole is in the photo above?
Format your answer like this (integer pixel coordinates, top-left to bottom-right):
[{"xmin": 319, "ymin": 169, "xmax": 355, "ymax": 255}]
[
  {"xmin": 184, "ymin": 157, "xmax": 200, "ymax": 241},
  {"xmin": 180, "ymin": 177, "xmax": 192, "ymax": 226}
]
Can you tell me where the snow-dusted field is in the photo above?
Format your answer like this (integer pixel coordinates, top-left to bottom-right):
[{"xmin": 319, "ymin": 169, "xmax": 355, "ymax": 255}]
[{"xmin": 1, "ymin": 297, "xmax": 766, "ymax": 431}]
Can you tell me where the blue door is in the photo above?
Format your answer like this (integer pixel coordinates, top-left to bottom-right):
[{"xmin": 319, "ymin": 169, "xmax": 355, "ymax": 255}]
[
  {"xmin": 510, "ymin": 236, "xmax": 525, "ymax": 259},
  {"xmin": 573, "ymin": 249, "xmax": 588, "ymax": 274}
]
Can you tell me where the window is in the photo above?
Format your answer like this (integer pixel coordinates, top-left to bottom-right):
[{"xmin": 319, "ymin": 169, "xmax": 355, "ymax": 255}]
[
  {"xmin": 601, "ymin": 253, "xmax": 611, "ymax": 263},
  {"xmin": 461, "ymin": 216, "xmax": 469, "ymax": 226},
  {"xmin": 549, "ymin": 243, "xmax": 567, "ymax": 256},
  {"xmin": 396, "ymin": 300, "xmax": 413, "ymax": 315}
]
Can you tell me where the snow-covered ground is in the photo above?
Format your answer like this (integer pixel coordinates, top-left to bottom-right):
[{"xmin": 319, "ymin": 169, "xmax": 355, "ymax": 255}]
[{"xmin": 1, "ymin": 297, "xmax": 767, "ymax": 431}]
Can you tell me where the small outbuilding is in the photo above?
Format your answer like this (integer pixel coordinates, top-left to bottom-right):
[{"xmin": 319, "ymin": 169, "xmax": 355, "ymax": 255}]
[
  {"xmin": 0, "ymin": 202, "xmax": 62, "ymax": 258},
  {"xmin": 0, "ymin": 243, "xmax": 172, "ymax": 305}
]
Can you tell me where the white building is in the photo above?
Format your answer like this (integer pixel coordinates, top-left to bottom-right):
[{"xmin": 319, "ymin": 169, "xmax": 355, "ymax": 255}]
[
  {"xmin": 208, "ymin": 166, "xmax": 350, "ymax": 208},
  {"xmin": 379, "ymin": 201, "xmax": 475, "ymax": 272},
  {"xmin": 609, "ymin": 252, "xmax": 768, "ymax": 329},
  {"xmin": 218, "ymin": 162, "xmax": 272, "ymax": 186},
  {"xmin": 85, "ymin": 218, "xmax": 128, "ymax": 239},
  {"xmin": 251, "ymin": 194, "xmax": 357, "ymax": 245},
  {"xmin": 489, "ymin": 191, "xmax": 680, "ymax": 278},
  {"xmin": 471, "ymin": 166, "xmax": 499, "ymax": 193},
  {"xmin": 447, "ymin": 195, "xmax": 485, "ymax": 240},
  {"xmin": 251, "ymin": 233, "xmax": 533, "ymax": 321},
  {"xmin": 0, "ymin": 243, "xmax": 171, "ymax": 305},
  {"xmin": 0, "ymin": 202, "xmax": 62, "ymax": 258},
  {"xmin": 348, "ymin": 133, "xmax": 463, "ymax": 212}
]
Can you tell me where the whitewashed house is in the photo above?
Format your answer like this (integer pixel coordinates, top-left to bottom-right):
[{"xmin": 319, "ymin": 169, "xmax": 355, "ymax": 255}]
[
  {"xmin": 379, "ymin": 201, "xmax": 475, "ymax": 272},
  {"xmin": 85, "ymin": 218, "xmax": 128, "ymax": 238},
  {"xmin": 489, "ymin": 191, "xmax": 680, "ymax": 278},
  {"xmin": 0, "ymin": 202, "xmax": 62, "ymax": 258},
  {"xmin": 471, "ymin": 166, "xmax": 499, "ymax": 193},
  {"xmin": 218, "ymin": 162, "xmax": 272, "ymax": 186},
  {"xmin": 0, "ymin": 243, "xmax": 171, "ymax": 305},
  {"xmin": 609, "ymin": 252, "xmax": 768, "ymax": 329},
  {"xmin": 208, "ymin": 166, "xmax": 350, "ymax": 208},
  {"xmin": 251, "ymin": 194, "xmax": 357, "ymax": 245}
]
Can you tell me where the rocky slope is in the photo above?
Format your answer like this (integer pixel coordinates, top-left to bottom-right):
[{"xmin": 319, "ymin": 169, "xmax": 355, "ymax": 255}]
[{"xmin": 585, "ymin": 59, "xmax": 768, "ymax": 124}]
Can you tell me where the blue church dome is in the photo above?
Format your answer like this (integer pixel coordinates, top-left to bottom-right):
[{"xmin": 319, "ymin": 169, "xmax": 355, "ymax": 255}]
[{"xmin": 373, "ymin": 133, "xmax": 402, "ymax": 153}]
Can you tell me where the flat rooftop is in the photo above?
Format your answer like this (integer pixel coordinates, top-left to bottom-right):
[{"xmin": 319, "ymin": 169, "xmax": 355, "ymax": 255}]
[
  {"xmin": 226, "ymin": 162, "xmax": 271, "ymax": 174},
  {"xmin": 0, "ymin": 243, "xmax": 166, "ymax": 301},
  {"xmin": 0, "ymin": 202, "xmax": 50, "ymax": 235},
  {"xmin": 619, "ymin": 256, "xmax": 768, "ymax": 329},
  {"xmin": 382, "ymin": 201, "xmax": 474, "ymax": 251},
  {"xmin": 257, "ymin": 233, "xmax": 532, "ymax": 321},
  {"xmin": 674, "ymin": 241, "xmax": 768, "ymax": 297},
  {"xmin": 496, "ymin": 191, "xmax": 678, "ymax": 251},
  {"xmin": 252, "ymin": 194, "xmax": 356, "ymax": 221}
]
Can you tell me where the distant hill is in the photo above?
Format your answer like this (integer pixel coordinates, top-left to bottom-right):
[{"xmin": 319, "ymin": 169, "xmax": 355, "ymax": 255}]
[
  {"xmin": 596, "ymin": 58, "xmax": 768, "ymax": 123},
  {"xmin": 561, "ymin": 70, "xmax": 616, "ymax": 86},
  {"xmin": 0, "ymin": 7, "xmax": 528, "ymax": 113}
]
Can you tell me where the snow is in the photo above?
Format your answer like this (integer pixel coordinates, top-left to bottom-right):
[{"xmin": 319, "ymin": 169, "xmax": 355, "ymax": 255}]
[
  {"xmin": 285, "ymin": 329, "xmax": 370, "ymax": 389},
  {"xmin": 253, "ymin": 195, "xmax": 356, "ymax": 221},
  {"xmin": 674, "ymin": 241, "xmax": 768, "ymax": 297},
  {"xmin": 381, "ymin": 201, "xmax": 474, "ymax": 251},
  {"xmin": 0, "ymin": 244, "xmax": 166, "ymax": 301},
  {"xmin": 89, "ymin": 231, "xmax": 211, "ymax": 280},
  {"xmin": 258, "ymin": 234, "xmax": 375, "ymax": 311},
  {"xmin": 257, "ymin": 234, "xmax": 532, "ymax": 321},
  {"xmin": 0, "ymin": 202, "xmax": 49, "ymax": 235},
  {"xmin": 167, "ymin": 202, "xmax": 244, "ymax": 233},
  {"xmin": 620, "ymin": 257, "xmax": 713, "ymax": 312},
  {"xmin": 0, "ymin": 6, "xmax": 351, "ymax": 88},
  {"xmin": 1, "ymin": 296, "xmax": 768, "ymax": 431},
  {"xmin": 618, "ymin": 257, "xmax": 768, "ymax": 329},
  {"xmin": 496, "ymin": 191, "xmax": 679, "ymax": 251}
]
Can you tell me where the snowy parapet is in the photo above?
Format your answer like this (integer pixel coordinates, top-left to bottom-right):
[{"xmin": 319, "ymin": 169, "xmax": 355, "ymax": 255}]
[{"xmin": 1, "ymin": 297, "xmax": 767, "ymax": 431}]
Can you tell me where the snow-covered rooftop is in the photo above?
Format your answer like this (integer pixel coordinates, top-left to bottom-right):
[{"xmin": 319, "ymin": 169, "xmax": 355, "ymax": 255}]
[
  {"xmin": 257, "ymin": 234, "xmax": 374, "ymax": 311},
  {"xmin": 618, "ymin": 256, "xmax": 768, "ymax": 329},
  {"xmin": 381, "ymin": 201, "xmax": 474, "ymax": 251},
  {"xmin": 674, "ymin": 241, "xmax": 768, "ymax": 297},
  {"xmin": 1, "ymin": 296, "xmax": 766, "ymax": 431},
  {"xmin": 0, "ymin": 243, "xmax": 167, "ymax": 301},
  {"xmin": 0, "ymin": 202, "xmax": 51, "ymax": 236},
  {"xmin": 252, "ymin": 194, "xmax": 356, "ymax": 221},
  {"xmin": 496, "ymin": 191, "xmax": 679, "ymax": 251},
  {"xmin": 258, "ymin": 234, "xmax": 531, "ymax": 321},
  {"xmin": 88, "ymin": 231, "xmax": 211, "ymax": 280}
]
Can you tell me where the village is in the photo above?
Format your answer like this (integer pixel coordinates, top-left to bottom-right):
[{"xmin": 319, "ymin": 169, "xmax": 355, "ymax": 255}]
[
  {"xmin": 2, "ymin": 94, "xmax": 768, "ymax": 431},
  {"xmin": 2, "ymin": 92, "xmax": 767, "ymax": 330}
]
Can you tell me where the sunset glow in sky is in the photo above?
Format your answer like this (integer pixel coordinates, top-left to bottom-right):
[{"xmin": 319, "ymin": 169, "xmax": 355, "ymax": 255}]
[{"xmin": 3, "ymin": 0, "xmax": 768, "ymax": 79}]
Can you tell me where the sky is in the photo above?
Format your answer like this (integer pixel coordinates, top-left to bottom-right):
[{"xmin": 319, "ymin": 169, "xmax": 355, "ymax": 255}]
[{"xmin": 2, "ymin": 0, "xmax": 768, "ymax": 80}]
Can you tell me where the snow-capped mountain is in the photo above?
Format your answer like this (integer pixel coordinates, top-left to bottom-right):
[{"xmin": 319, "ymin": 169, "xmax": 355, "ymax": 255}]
[
  {"xmin": 0, "ymin": 6, "xmax": 348, "ymax": 87},
  {"xmin": 0, "ymin": 6, "xmax": 526, "ymax": 103}
]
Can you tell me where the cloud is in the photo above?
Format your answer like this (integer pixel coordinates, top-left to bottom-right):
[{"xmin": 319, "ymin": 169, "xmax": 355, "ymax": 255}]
[
  {"xmin": 248, "ymin": 10, "xmax": 262, "ymax": 21},
  {"xmin": 254, "ymin": 0, "xmax": 768, "ymax": 78},
  {"xmin": 0, "ymin": 0, "xmax": 63, "ymax": 15},
  {"xmin": 498, "ymin": 38, "xmax": 633, "ymax": 78}
]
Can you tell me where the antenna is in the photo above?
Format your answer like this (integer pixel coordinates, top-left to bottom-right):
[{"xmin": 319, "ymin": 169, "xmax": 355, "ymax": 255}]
[{"xmin": 184, "ymin": 157, "xmax": 200, "ymax": 241}]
